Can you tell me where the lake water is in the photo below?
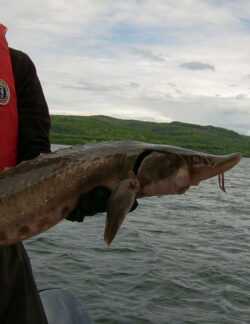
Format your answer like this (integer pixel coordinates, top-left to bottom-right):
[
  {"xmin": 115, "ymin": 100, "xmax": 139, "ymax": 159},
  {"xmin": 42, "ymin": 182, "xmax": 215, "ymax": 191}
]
[{"xmin": 25, "ymin": 148, "xmax": 250, "ymax": 324}]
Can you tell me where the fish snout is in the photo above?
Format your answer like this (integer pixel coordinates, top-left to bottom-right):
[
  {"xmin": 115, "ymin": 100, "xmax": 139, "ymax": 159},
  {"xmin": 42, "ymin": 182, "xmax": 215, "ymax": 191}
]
[
  {"xmin": 190, "ymin": 152, "xmax": 242, "ymax": 183},
  {"xmin": 208, "ymin": 152, "xmax": 242, "ymax": 174}
]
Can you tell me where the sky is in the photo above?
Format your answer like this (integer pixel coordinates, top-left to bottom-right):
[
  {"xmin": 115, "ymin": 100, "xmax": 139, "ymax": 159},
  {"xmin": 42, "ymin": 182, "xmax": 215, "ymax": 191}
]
[{"xmin": 2, "ymin": 0, "xmax": 250, "ymax": 135}]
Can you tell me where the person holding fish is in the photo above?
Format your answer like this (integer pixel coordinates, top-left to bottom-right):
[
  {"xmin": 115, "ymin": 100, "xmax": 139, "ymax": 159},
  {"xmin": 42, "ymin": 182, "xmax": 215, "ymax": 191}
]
[
  {"xmin": 0, "ymin": 24, "xmax": 118, "ymax": 324},
  {"xmin": 1, "ymin": 23, "xmax": 241, "ymax": 324}
]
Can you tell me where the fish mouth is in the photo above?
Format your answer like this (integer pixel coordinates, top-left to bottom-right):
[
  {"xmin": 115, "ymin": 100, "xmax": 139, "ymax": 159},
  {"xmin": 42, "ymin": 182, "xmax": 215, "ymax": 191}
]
[
  {"xmin": 177, "ymin": 180, "xmax": 201, "ymax": 194},
  {"xmin": 177, "ymin": 186, "xmax": 190, "ymax": 194}
]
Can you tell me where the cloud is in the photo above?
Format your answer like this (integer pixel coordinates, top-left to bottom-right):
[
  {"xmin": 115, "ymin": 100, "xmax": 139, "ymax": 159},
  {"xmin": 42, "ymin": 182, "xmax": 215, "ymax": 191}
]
[
  {"xmin": 76, "ymin": 80, "xmax": 122, "ymax": 92},
  {"xmin": 128, "ymin": 47, "xmax": 166, "ymax": 62},
  {"xmin": 129, "ymin": 82, "xmax": 140, "ymax": 89},
  {"xmin": 2, "ymin": 0, "xmax": 250, "ymax": 135},
  {"xmin": 235, "ymin": 94, "xmax": 247, "ymax": 100},
  {"xmin": 180, "ymin": 61, "xmax": 215, "ymax": 71}
]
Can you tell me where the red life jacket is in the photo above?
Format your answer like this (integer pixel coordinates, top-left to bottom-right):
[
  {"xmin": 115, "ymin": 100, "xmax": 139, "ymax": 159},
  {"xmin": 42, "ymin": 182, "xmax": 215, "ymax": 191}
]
[{"xmin": 0, "ymin": 24, "xmax": 18, "ymax": 171}]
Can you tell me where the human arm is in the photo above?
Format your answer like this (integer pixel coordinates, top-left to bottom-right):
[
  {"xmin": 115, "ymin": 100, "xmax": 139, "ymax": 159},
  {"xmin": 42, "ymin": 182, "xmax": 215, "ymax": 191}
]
[
  {"xmin": 10, "ymin": 49, "xmax": 137, "ymax": 221},
  {"xmin": 10, "ymin": 48, "xmax": 51, "ymax": 162}
]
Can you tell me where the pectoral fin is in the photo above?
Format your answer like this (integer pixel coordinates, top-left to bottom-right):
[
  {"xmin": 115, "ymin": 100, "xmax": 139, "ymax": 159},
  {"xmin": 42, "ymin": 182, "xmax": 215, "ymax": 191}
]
[{"xmin": 104, "ymin": 178, "xmax": 139, "ymax": 245}]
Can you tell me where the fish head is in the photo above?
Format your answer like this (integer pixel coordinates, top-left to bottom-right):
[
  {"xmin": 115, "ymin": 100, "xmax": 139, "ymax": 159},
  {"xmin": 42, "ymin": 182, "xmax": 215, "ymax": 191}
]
[{"xmin": 136, "ymin": 146, "xmax": 242, "ymax": 196}]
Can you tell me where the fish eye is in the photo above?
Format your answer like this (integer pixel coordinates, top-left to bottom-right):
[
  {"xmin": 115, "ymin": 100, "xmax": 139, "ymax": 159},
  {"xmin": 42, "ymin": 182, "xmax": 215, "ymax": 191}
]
[
  {"xmin": 192, "ymin": 155, "xmax": 200, "ymax": 163},
  {"xmin": 205, "ymin": 158, "xmax": 212, "ymax": 166}
]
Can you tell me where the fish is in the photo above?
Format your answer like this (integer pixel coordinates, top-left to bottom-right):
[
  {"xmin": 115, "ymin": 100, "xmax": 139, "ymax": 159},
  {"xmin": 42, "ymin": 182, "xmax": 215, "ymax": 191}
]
[{"xmin": 0, "ymin": 141, "xmax": 242, "ymax": 247}]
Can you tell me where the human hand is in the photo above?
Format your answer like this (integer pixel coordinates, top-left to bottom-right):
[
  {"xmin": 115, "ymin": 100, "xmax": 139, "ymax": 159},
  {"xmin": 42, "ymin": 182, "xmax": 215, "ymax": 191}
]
[{"xmin": 66, "ymin": 186, "xmax": 138, "ymax": 222}]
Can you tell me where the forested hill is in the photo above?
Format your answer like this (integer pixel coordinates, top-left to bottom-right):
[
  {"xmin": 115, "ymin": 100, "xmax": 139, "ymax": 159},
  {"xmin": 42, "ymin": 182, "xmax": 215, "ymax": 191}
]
[{"xmin": 50, "ymin": 115, "xmax": 250, "ymax": 157}]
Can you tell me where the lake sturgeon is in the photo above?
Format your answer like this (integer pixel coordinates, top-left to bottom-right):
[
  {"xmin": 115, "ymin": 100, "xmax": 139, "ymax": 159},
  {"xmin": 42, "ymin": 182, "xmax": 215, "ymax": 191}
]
[{"xmin": 0, "ymin": 141, "xmax": 242, "ymax": 247}]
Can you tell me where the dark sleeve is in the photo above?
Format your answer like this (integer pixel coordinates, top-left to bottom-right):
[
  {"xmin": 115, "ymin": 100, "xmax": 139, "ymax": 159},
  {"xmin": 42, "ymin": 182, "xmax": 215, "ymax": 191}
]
[{"xmin": 9, "ymin": 48, "xmax": 51, "ymax": 163}]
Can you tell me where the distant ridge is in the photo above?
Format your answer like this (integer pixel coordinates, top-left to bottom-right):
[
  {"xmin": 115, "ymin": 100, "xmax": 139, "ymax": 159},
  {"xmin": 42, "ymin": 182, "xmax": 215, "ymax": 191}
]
[{"xmin": 50, "ymin": 115, "xmax": 250, "ymax": 157}]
